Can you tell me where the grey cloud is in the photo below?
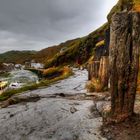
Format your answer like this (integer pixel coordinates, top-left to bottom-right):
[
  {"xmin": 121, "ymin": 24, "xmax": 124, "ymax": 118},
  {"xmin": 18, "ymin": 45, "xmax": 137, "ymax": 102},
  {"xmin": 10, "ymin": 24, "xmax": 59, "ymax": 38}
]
[{"xmin": 0, "ymin": 0, "xmax": 117, "ymax": 53}]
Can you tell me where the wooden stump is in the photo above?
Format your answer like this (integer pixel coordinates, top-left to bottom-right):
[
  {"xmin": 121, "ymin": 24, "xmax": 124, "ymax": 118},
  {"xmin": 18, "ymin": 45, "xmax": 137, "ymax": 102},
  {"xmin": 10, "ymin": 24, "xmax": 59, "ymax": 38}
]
[
  {"xmin": 98, "ymin": 56, "xmax": 109, "ymax": 89},
  {"xmin": 88, "ymin": 61, "xmax": 100, "ymax": 80}
]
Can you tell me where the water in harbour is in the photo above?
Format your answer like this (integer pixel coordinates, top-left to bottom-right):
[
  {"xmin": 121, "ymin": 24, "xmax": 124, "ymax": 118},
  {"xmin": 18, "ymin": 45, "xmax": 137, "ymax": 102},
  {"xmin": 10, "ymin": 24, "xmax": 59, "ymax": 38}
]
[{"xmin": 0, "ymin": 70, "xmax": 39, "ymax": 87}]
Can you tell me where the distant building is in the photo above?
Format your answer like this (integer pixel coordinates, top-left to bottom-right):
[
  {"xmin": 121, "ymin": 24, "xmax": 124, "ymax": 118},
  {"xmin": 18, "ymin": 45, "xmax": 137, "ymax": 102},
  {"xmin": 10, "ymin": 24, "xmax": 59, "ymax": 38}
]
[
  {"xmin": 15, "ymin": 64, "xmax": 23, "ymax": 70},
  {"xmin": 24, "ymin": 60, "xmax": 44, "ymax": 69},
  {"xmin": 31, "ymin": 62, "xmax": 44, "ymax": 69}
]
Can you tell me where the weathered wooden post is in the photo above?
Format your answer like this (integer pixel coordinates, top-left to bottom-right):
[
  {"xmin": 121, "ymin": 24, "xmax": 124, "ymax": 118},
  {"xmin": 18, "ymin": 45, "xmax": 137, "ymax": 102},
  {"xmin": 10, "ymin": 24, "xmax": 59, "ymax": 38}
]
[
  {"xmin": 98, "ymin": 56, "xmax": 109, "ymax": 89},
  {"xmin": 88, "ymin": 61, "xmax": 100, "ymax": 80},
  {"xmin": 109, "ymin": 11, "xmax": 140, "ymax": 122}
]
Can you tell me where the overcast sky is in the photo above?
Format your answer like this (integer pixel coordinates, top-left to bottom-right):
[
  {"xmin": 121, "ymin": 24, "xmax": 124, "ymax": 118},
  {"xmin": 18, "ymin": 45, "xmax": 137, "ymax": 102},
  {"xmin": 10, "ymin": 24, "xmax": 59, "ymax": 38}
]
[{"xmin": 0, "ymin": 0, "xmax": 117, "ymax": 53}]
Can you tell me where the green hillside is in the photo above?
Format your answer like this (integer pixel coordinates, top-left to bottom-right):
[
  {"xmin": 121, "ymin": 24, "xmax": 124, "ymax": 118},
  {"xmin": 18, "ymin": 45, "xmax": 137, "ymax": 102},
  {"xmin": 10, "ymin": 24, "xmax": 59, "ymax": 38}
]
[
  {"xmin": 34, "ymin": 38, "xmax": 80, "ymax": 63},
  {"xmin": 0, "ymin": 51, "xmax": 36, "ymax": 64}
]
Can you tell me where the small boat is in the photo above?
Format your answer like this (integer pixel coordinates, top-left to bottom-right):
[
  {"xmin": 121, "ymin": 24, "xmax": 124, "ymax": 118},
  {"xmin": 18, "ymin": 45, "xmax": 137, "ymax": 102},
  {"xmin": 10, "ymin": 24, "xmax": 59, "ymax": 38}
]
[
  {"xmin": 9, "ymin": 82, "xmax": 22, "ymax": 89},
  {"xmin": 0, "ymin": 81, "xmax": 8, "ymax": 90}
]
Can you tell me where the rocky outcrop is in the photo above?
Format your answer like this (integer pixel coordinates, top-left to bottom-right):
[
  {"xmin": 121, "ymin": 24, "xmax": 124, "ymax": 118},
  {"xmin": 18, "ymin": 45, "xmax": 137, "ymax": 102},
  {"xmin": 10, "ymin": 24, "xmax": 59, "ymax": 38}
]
[{"xmin": 109, "ymin": 11, "xmax": 140, "ymax": 122}]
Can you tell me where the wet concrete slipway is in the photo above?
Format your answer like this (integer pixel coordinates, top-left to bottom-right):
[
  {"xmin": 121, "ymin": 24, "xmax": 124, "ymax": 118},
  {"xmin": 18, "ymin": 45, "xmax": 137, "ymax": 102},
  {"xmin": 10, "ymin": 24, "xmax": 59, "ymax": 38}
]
[{"xmin": 0, "ymin": 69, "xmax": 108, "ymax": 140}]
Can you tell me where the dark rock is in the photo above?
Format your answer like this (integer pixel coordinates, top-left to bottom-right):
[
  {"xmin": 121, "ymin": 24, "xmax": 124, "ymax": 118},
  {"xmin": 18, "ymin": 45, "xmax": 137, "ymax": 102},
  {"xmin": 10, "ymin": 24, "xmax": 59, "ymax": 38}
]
[{"xmin": 70, "ymin": 106, "xmax": 78, "ymax": 114}]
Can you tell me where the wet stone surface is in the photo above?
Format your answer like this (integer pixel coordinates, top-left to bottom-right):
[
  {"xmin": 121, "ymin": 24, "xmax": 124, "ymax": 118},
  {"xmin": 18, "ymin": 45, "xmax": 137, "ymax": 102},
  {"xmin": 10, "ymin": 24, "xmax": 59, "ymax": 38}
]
[{"xmin": 0, "ymin": 69, "xmax": 107, "ymax": 140}]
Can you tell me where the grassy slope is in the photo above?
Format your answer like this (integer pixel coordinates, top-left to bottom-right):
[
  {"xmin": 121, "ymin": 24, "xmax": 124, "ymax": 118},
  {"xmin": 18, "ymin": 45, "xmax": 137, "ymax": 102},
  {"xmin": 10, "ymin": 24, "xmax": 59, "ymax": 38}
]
[
  {"xmin": 45, "ymin": 23, "xmax": 108, "ymax": 68},
  {"xmin": 0, "ymin": 38, "xmax": 81, "ymax": 65},
  {"xmin": 34, "ymin": 38, "xmax": 80, "ymax": 63}
]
